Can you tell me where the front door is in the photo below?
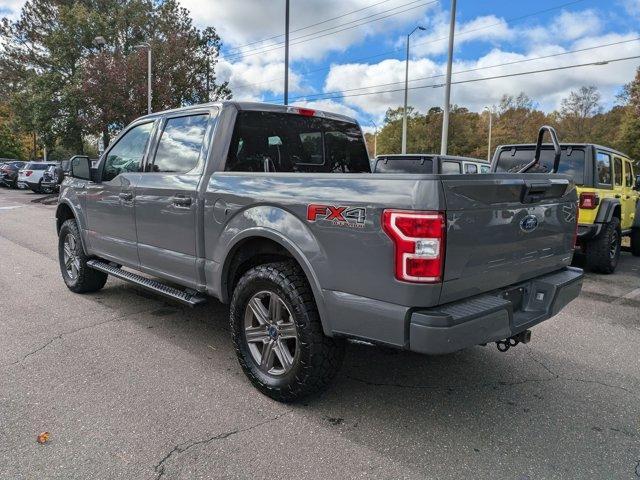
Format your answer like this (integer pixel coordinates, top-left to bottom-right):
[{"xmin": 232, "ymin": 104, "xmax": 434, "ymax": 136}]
[
  {"xmin": 85, "ymin": 121, "xmax": 156, "ymax": 266},
  {"xmin": 134, "ymin": 111, "xmax": 213, "ymax": 287}
]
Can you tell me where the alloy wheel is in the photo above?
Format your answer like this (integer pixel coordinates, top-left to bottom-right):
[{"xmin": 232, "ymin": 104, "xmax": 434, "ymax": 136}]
[
  {"xmin": 63, "ymin": 233, "xmax": 81, "ymax": 280},
  {"xmin": 244, "ymin": 290, "xmax": 298, "ymax": 376}
]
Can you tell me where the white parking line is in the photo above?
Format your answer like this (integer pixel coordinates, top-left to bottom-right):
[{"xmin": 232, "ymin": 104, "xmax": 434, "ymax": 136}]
[{"xmin": 0, "ymin": 206, "xmax": 23, "ymax": 210}]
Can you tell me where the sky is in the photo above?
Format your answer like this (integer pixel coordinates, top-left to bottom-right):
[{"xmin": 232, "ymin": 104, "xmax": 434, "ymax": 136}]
[{"xmin": 2, "ymin": 0, "xmax": 639, "ymax": 129}]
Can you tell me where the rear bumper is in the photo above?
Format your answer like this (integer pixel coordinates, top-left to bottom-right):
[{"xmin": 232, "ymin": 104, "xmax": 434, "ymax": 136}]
[
  {"xmin": 577, "ymin": 223, "xmax": 602, "ymax": 242},
  {"xmin": 408, "ymin": 267, "xmax": 583, "ymax": 354}
]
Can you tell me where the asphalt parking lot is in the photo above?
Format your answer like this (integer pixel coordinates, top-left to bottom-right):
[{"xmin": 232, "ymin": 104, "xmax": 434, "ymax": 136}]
[{"xmin": 1, "ymin": 187, "xmax": 639, "ymax": 480}]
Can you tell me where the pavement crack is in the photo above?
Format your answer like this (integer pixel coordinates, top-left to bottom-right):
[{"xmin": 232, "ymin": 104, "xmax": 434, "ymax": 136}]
[
  {"xmin": 153, "ymin": 411, "xmax": 290, "ymax": 479},
  {"xmin": 1, "ymin": 307, "xmax": 158, "ymax": 369}
]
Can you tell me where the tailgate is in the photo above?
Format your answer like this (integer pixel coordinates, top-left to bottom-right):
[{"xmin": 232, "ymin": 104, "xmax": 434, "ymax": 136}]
[{"xmin": 440, "ymin": 174, "xmax": 577, "ymax": 304}]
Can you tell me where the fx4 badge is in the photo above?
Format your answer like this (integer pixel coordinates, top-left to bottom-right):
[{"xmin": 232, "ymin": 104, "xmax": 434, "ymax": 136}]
[{"xmin": 307, "ymin": 204, "xmax": 366, "ymax": 228}]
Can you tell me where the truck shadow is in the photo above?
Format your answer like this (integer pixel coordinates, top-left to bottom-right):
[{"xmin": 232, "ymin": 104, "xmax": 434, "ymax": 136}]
[{"xmin": 98, "ymin": 282, "xmax": 637, "ymax": 478}]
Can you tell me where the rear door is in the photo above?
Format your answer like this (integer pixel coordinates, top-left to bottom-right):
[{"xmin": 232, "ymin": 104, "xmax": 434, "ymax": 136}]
[
  {"xmin": 439, "ymin": 174, "xmax": 577, "ymax": 303},
  {"xmin": 85, "ymin": 120, "xmax": 156, "ymax": 266},
  {"xmin": 134, "ymin": 109, "xmax": 215, "ymax": 287}
]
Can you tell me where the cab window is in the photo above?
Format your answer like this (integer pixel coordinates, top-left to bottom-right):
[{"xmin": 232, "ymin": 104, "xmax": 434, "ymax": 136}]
[
  {"xmin": 151, "ymin": 114, "xmax": 209, "ymax": 173},
  {"xmin": 624, "ymin": 160, "xmax": 633, "ymax": 187},
  {"xmin": 464, "ymin": 163, "xmax": 478, "ymax": 174},
  {"xmin": 442, "ymin": 161, "xmax": 461, "ymax": 174},
  {"xmin": 613, "ymin": 157, "xmax": 623, "ymax": 186},
  {"xmin": 596, "ymin": 152, "xmax": 611, "ymax": 185},
  {"xmin": 103, "ymin": 122, "xmax": 154, "ymax": 182}
]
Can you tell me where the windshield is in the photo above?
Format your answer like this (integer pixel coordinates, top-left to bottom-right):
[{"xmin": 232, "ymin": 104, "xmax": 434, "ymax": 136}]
[
  {"xmin": 24, "ymin": 163, "xmax": 52, "ymax": 170},
  {"xmin": 494, "ymin": 147, "xmax": 585, "ymax": 184}
]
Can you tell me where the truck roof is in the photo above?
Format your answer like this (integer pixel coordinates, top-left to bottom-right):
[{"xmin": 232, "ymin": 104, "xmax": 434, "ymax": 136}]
[
  {"xmin": 136, "ymin": 101, "xmax": 359, "ymax": 125},
  {"xmin": 496, "ymin": 143, "xmax": 631, "ymax": 159}
]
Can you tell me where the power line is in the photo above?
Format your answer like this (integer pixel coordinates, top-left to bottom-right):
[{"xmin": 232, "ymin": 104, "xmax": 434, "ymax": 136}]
[
  {"xmin": 276, "ymin": 37, "xmax": 640, "ymax": 101},
  {"xmin": 265, "ymin": 55, "xmax": 640, "ymax": 103},
  {"xmin": 223, "ymin": 0, "xmax": 436, "ymax": 62},
  {"xmin": 224, "ymin": 0, "xmax": 398, "ymax": 54},
  {"xmin": 231, "ymin": 0, "xmax": 588, "ymax": 92}
]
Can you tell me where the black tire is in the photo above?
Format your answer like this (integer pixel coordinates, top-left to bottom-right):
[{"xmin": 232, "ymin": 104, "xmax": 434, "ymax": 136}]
[
  {"xmin": 631, "ymin": 228, "xmax": 640, "ymax": 257},
  {"xmin": 230, "ymin": 261, "xmax": 345, "ymax": 402},
  {"xmin": 585, "ymin": 217, "xmax": 621, "ymax": 274},
  {"xmin": 58, "ymin": 219, "xmax": 108, "ymax": 293}
]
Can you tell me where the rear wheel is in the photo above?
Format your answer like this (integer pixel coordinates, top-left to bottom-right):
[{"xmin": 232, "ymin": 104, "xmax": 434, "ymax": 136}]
[
  {"xmin": 58, "ymin": 219, "xmax": 108, "ymax": 293},
  {"xmin": 230, "ymin": 261, "xmax": 344, "ymax": 402},
  {"xmin": 631, "ymin": 228, "xmax": 640, "ymax": 257},
  {"xmin": 585, "ymin": 217, "xmax": 621, "ymax": 274}
]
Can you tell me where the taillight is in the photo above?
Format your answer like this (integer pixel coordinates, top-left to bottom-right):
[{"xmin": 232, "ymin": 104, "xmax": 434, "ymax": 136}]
[
  {"xmin": 382, "ymin": 210, "xmax": 446, "ymax": 283},
  {"xmin": 579, "ymin": 192, "xmax": 599, "ymax": 209},
  {"xmin": 25, "ymin": 170, "xmax": 33, "ymax": 177}
]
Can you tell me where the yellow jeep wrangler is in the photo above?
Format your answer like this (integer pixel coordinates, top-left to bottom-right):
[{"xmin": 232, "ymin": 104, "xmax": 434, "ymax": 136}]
[{"xmin": 493, "ymin": 142, "xmax": 640, "ymax": 273}]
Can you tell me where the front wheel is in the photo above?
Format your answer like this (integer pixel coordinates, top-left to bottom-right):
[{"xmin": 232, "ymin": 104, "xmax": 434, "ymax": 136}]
[
  {"xmin": 230, "ymin": 261, "xmax": 344, "ymax": 402},
  {"xmin": 585, "ymin": 218, "xmax": 621, "ymax": 274},
  {"xmin": 58, "ymin": 219, "xmax": 108, "ymax": 293}
]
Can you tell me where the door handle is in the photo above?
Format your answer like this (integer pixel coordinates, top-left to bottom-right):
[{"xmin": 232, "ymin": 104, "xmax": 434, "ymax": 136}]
[
  {"xmin": 171, "ymin": 195, "xmax": 192, "ymax": 207},
  {"xmin": 119, "ymin": 191, "xmax": 133, "ymax": 201},
  {"xmin": 614, "ymin": 194, "xmax": 621, "ymax": 199}
]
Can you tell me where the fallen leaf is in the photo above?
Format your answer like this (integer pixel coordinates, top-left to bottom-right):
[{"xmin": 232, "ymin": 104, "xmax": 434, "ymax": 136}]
[{"xmin": 37, "ymin": 432, "xmax": 50, "ymax": 444}]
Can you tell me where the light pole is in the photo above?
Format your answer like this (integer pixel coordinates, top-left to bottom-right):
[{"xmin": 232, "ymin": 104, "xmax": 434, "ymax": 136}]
[
  {"xmin": 402, "ymin": 25, "xmax": 426, "ymax": 154},
  {"xmin": 484, "ymin": 106, "xmax": 492, "ymax": 162},
  {"xmin": 135, "ymin": 43, "xmax": 152, "ymax": 114},
  {"xmin": 440, "ymin": 0, "xmax": 457, "ymax": 155},
  {"xmin": 284, "ymin": 0, "xmax": 290, "ymax": 105}
]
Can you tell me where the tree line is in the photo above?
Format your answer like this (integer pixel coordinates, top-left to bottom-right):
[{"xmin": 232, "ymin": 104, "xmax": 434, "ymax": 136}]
[
  {"xmin": 366, "ymin": 70, "xmax": 640, "ymax": 164},
  {"xmin": 0, "ymin": 0, "xmax": 230, "ymax": 160}
]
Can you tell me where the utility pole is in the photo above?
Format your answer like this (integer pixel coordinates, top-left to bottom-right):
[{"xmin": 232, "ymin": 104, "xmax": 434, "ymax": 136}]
[
  {"xmin": 440, "ymin": 0, "xmax": 457, "ymax": 155},
  {"xmin": 402, "ymin": 26, "xmax": 425, "ymax": 154},
  {"xmin": 284, "ymin": 0, "xmax": 290, "ymax": 105},
  {"xmin": 371, "ymin": 119, "xmax": 378, "ymax": 158},
  {"xmin": 484, "ymin": 106, "xmax": 493, "ymax": 162}
]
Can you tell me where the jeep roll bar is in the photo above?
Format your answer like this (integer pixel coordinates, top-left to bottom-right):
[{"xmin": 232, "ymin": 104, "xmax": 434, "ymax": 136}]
[{"xmin": 518, "ymin": 126, "xmax": 561, "ymax": 174}]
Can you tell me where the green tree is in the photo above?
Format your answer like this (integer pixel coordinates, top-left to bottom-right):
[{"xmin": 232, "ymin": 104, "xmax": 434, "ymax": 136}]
[
  {"xmin": 558, "ymin": 86, "xmax": 602, "ymax": 141},
  {"xmin": 617, "ymin": 67, "xmax": 640, "ymax": 162}
]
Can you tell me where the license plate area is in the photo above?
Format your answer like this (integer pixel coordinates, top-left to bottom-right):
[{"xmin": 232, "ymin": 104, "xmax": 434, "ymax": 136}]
[{"xmin": 502, "ymin": 286, "xmax": 525, "ymax": 312}]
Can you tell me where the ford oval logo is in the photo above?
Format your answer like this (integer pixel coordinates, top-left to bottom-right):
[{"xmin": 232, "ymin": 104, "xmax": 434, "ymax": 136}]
[{"xmin": 520, "ymin": 215, "xmax": 539, "ymax": 233}]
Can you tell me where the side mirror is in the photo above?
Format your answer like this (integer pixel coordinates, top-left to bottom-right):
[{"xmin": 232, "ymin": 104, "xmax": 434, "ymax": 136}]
[
  {"xmin": 635, "ymin": 174, "xmax": 640, "ymax": 191},
  {"xmin": 70, "ymin": 156, "xmax": 92, "ymax": 180}
]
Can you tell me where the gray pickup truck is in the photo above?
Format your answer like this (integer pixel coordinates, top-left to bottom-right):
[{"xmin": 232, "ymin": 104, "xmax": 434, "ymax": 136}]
[{"xmin": 56, "ymin": 102, "xmax": 583, "ymax": 401}]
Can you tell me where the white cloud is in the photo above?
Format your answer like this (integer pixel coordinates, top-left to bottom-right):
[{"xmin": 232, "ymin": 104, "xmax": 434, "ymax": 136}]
[
  {"xmin": 525, "ymin": 9, "xmax": 603, "ymax": 44},
  {"xmin": 0, "ymin": 0, "xmax": 23, "ymax": 17},
  {"xmin": 410, "ymin": 13, "xmax": 515, "ymax": 57},
  {"xmin": 622, "ymin": 0, "xmax": 640, "ymax": 17},
  {"xmin": 320, "ymin": 32, "xmax": 640, "ymax": 120},
  {"xmin": 184, "ymin": 0, "xmax": 437, "ymax": 63}
]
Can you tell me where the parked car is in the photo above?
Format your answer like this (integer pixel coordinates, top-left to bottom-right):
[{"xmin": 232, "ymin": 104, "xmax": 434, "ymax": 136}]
[
  {"xmin": 17, "ymin": 161, "xmax": 58, "ymax": 193},
  {"xmin": 374, "ymin": 154, "xmax": 491, "ymax": 174},
  {"xmin": 0, "ymin": 160, "xmax": 26, "ymax": 188},
  {"xmin": 492, "ymin": 142, "xmax": 640, "ymax": 273},
  {"xmin": 41, "ymin": 159, "xmax": 74, "ymax": 193},
  {"xmin": 56, "ymin": 103, "xmax": 582, "ymax": 401}
]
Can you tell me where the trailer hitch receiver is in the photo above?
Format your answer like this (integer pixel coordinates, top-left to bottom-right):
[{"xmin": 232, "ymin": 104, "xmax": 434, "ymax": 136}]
[{"xmin": 496, "ymin": 330, "xmax": 532, "ymax": 352}]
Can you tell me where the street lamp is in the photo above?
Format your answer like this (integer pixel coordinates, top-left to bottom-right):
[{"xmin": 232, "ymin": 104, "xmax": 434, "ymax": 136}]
[
  {"xmin": 135, "ymin": 43, "xmax": 152, "ymax": 115},
  {"xmin": 402, "ymin": 25, "xmax": 426, "ymax": 154},
  {"xmin": 483, "ymin": 106, "xmax": 493, "ymax": 162}
]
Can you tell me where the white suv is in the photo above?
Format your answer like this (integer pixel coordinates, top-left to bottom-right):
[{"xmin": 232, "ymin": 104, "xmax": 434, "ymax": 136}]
[{"xmin": 17, "ymin": 162, "xmax": 58, "ymax": 193}]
